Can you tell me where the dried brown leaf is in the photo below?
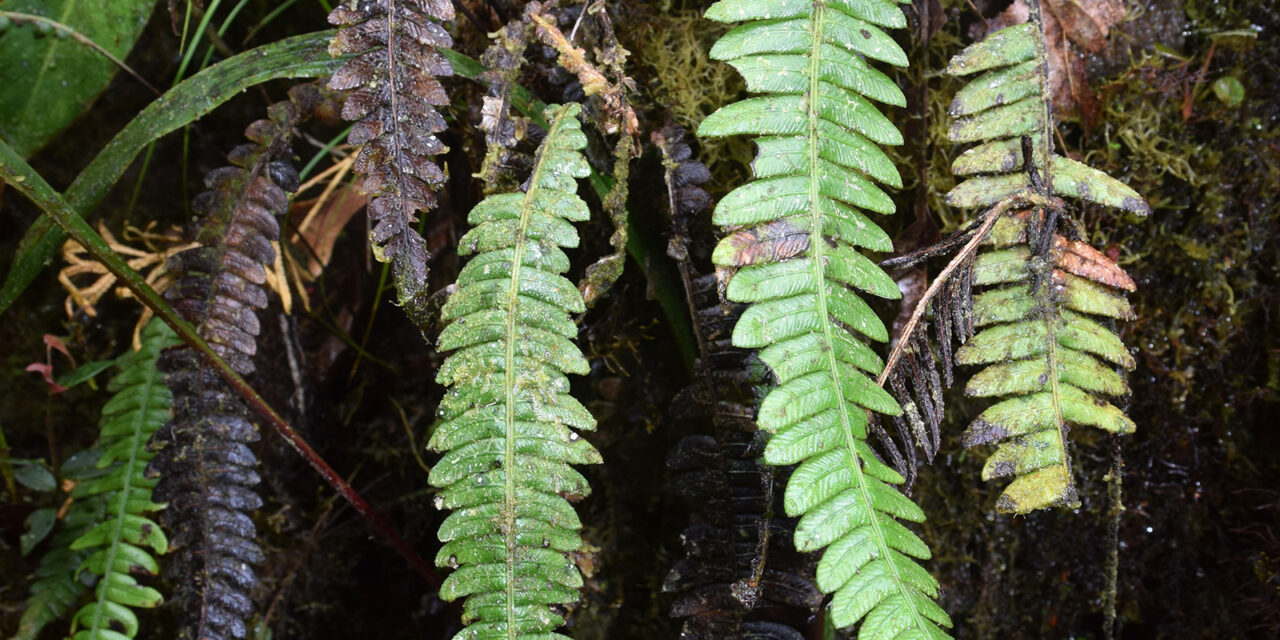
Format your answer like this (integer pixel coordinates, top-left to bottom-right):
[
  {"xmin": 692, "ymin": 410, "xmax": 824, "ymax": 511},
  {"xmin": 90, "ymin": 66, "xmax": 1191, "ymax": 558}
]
[{"xmin": 1053, "ymin": 234, "xmax": 1136, "ymax": 291}]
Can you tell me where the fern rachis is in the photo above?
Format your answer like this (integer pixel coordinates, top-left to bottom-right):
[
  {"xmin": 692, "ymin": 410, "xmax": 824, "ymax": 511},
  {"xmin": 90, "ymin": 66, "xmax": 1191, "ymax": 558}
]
[
  {"xmin": 699, "ymin": 0, "xmax": 951, "ymax": 635},
  {"xmin": 327, "ymin": 0, "xmax": 454, "ymax": 321}
]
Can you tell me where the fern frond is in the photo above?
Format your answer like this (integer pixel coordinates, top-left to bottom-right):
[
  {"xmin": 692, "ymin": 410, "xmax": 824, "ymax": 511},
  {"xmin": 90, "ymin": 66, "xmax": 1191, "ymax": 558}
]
[
  {"xmin": 660, "ymin": 127, "xmax": 820, "ymax": 638},
  {"xmin": 327, "ymin": 0, "xmax": 454, "ymax": 320},
  {"xmin": 68, "ymin": 319, "xmax": 179, "ymax": 640},
  {"xmin": 9, "ymin": 497, "xmax": 103, "ymax": 640},
  {"xmin": 955, "ymin": 212, "xmax": 1138, "ymax": 513},
  {"xmin": 944, "ymin": 10, "xmax": 1147, "ymax": 513},
  {"xmin": 428, "ymin": 103, "xmax": 600, "ymax": 640},
  {"xmin": 698, "ymin": 1, "xmax": 952, "ymax": 636},
  {"xmin": 147, "ymin": 99, "xmax": 301, "ymax": 640},
  {"xmin": 945, "ymin": 19, "xmax": 1150, "ymax": 215}
]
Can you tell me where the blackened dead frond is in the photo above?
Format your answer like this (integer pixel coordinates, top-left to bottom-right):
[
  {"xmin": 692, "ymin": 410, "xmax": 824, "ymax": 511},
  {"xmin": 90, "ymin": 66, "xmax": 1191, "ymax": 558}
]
[
  {"xmin": 327, "ymin": 0, "xmax": 455, "ymax": 325},
  {"xmin": 660, "ymin": 124, "xmax": 819, "ymax": 639},
  {"xmin": 146, "ymin": 96, "xmax": 303, "ymax": 640}
]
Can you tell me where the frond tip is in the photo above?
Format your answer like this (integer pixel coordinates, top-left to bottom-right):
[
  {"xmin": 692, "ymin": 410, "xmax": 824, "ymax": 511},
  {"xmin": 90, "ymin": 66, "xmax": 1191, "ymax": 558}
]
[
  {"xmin": 428, "ymin": 103, "xmax": 600, "ymax": 640},
  {"xmin": 957, "ymin": 212, "xmax": 1137, "ymax": 513},
  {"xmin": 944, "ymin": 11, "xmax": 1148, "ymax": 514},
  {"xmin": 699, "ymin": 0, "xmax": 952, "ymax": 636},
  {"xmin": 328, "ymin": 0, "xmax": 455, "ymax": 321}
]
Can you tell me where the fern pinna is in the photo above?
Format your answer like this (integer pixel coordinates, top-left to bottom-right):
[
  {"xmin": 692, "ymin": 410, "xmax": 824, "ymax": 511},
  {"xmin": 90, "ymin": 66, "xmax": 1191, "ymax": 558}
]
[
  {"xmin": 68, "ymin": 319, "xmax": 179, "ymax": 640},
  {"xmin": 327, "ymin": 0, "xmax": 453, "ymax": 321},
  {"xmin": 659, "ymin": 126, "xmax": 820, "ymax": 639},
  {"xmin": 145, "ymin": 99, "xmax": 300, "ymax": 640},
  {"xmin": 427, "ymin": 103, "xmax": 600, "ymax": 640},
  {"xmin": 944, "ymin": 15, "xmax": 1148, "ymax": 513},
  {"xmin": 699, "ymin": 0, "xmax": 952, "ymax": 636},
  {"xmin": 11, "ymin": 485, "xmax": 104, "ymax": 640}
]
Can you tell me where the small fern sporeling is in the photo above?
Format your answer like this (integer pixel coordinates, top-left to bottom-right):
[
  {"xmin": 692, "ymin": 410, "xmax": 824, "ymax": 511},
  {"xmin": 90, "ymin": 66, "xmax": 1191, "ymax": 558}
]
[
  {"xmin": 699, "ymin": 0, "xmax": 952, "ymax": 636},
  {"xmin": 428, "ymin": 104, "xmax": 600, "ymax": 640}
]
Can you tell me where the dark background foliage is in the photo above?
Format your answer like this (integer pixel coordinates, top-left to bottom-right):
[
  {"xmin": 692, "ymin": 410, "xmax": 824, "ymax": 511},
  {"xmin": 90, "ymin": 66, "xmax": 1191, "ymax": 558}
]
[{"xmin": 1, "ymin": 0, "xmax": 1277, "ymax": 638}]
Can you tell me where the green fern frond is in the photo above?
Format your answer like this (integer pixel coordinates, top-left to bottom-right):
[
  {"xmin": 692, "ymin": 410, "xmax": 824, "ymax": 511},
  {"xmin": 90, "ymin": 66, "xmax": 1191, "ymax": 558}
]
[
  {"xmin": 9, "ymin": 497, "xmax": 103, "ymax": 640},
  {"xmin": 945, "ymin": 9, "xmax": 1148, "ymax": 513},
  {"xmin": 955, "ymin": 213, "xmax": 1138, "ymax": 513},
  {"xmin": 945, "ymin": 19, "xmax": 1151, "ymax": 215},
  {"xmin": 428, "ymin": 103, "xmax": 601, "ymax": 640},
  {"xmin": 67, "ymin": 319, "xmax": 178, "ymax": 640},
  {"xmin": 698, "ymin": 1, "xmax": 952, "ymax": 636}
]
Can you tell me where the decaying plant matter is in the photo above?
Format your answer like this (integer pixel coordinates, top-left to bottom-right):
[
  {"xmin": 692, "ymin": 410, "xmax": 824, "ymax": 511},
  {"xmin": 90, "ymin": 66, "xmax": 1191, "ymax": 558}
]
[
  {"xmin": 659, "ymin": 125, "xmax": 820, "ymax": 639},
  {"xmin": 327, "ymin": 0, "xmax": 455, "ymax": 325},
  {"xmin": 145, "ymin": 95, "xmax": 302, "ymax": 640}
]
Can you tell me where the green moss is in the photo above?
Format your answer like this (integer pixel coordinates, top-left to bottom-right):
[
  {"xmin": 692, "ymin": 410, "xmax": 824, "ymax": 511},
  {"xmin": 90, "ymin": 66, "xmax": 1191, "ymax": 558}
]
[{"xmin": 636, "ymin": 9, "xmax": 754, "ymax": 190}]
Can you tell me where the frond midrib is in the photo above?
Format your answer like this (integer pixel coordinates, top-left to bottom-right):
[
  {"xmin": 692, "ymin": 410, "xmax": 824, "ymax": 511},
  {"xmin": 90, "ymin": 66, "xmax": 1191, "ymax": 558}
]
[
  {"xmin": 1039, "ymin": 259, "xmax": 1072, "ymax": 491},
  {"xmin": 804, "ymin": 4, "xmax": 929, "ymax": 630},
  {"xmin": 500, "ymin": 104, "xmax": 574, "ymax": 640},
  {"xmin": 384, "ymin": 0, "xmax": 415, "ymax": 225}
]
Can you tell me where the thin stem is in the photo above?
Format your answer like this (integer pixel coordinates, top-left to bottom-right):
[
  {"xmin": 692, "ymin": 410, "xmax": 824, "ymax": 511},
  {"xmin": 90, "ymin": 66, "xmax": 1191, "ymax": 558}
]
[
  {"xmin": 0, "ymin": 140, "xmax": 445, "ymax": 592},
  {"xmin": 877, "ymin": 193, "xmax": 1057, "ymax": 387}
]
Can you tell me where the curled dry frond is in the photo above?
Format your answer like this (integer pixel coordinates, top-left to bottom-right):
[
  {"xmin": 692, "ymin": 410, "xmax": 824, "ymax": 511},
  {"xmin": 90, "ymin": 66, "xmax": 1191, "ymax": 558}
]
[
  {"xmin": 477, "ymin": 8, "xmax": 535, "ymax": 189},
  {"xmin": 58, "ymin": 223, "xmax": 196, "ymax": 349},
  {"xmin": 327, "ymin": 0, "xmax": 455, "ymax": 323}
]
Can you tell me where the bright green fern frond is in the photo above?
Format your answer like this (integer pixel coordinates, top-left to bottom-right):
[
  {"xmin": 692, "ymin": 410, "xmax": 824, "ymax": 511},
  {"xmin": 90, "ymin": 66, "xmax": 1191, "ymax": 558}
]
[
  {"xmin": 428, "ymin": 103, "xmax": 600, "ymax": 640},
  {"xmin": 68, "ymin": 319, "xmax": 178, "ymax": 640},
  {"xmin": 945, "ymin": 19, "xmax": 1151, "ymax": 215},
  {"xmin": 699, "ymin": 1, "xmax": 952, "ymax": 637},
  {"xmin": 945, "ymin": 8, "xmax": 1148, "ymax": 513}
]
